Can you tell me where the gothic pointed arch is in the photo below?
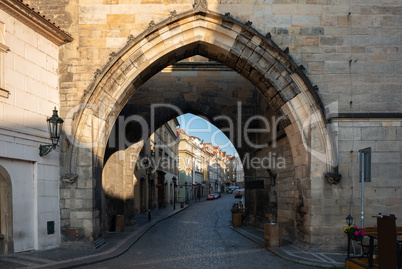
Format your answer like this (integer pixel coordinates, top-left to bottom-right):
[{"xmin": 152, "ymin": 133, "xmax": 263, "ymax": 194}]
[
  {"xmin": 66, "ymin": 8, "xmax": 335, "ymax": 173},
  {"xmin": 62, "ymin": 6, "xmax": 337, "ymax": 245}
]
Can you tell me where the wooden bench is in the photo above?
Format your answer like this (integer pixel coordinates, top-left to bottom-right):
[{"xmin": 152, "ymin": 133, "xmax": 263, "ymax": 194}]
[
  {"xmin": 361, "ymin": 227, "xmax": 402, "ymax": 245},
  {"xmin": 358, "ymin": 227, "xmax": 402, "ymax": 254},
  {"xmin": 346, "ymin": 226, "xmax": 402, "ymax": 269},
  {"xmin": 361, "ymin": 226, "xmax": 402, "ymax": 236}
]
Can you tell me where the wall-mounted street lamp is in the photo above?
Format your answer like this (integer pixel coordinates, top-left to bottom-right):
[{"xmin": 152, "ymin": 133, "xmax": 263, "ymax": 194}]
[
  {"xmin": 39, "ymin": 107, "xmax": 64, "ymax": 157},
  {"xmin": 184, "ymin": 181, "xmax": 188, "ymax": 204},
  {"xmin": 144, "ymin": 159, "xmax": 153, "ymax": 221},
  {"xmin": 346, "ymin": 214, "xmax": 354, "ymax": 226},
  {"xmin": 266, "ymin": 169, "xmax": 277, "ymax": 186},
  {"xmin": 172, "ymin": 177, "xmax": 177, "ymax": 210}
]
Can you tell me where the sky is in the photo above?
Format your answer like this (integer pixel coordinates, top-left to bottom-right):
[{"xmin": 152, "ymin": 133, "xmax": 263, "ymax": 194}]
[{"xmin": 176, "ymin": 113, "xmax": 238, "ymax": 157}]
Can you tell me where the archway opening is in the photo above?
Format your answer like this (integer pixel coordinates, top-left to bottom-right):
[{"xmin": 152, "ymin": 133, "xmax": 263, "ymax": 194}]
[{"xmin": 100, "ymin": 55, "xmax": 300, "ymax": 242}]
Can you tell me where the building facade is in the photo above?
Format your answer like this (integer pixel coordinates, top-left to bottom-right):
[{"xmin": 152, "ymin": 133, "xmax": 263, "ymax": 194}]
[
  {"xmin": 151, "ymin": 118, "xmax": 179, "ymax": 208},
  {"xmin": 235, "ymin": 157, "xmax": 244, "ymax": 188},
  {"xmin": 102, "ymin": 118, "xmax": 179, "ymax": 232},
  {"xmin": 0, "ymin": 0, "xmax": 72, "ymax": 253},
  {"xmin": 4, "ymin": 0, "xmax": 401, "ymax": 252},
  {"xmin": 178, "ymin": 130, "xmax": 233, "ymax": 200}
]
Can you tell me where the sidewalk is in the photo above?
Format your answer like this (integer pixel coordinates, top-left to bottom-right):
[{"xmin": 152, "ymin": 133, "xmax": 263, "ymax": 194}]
[
  {"xmin": 231, "ymin": 226, "xmax": 346, "ymax": 268},
  {"xmin": 0, "ymin": 202, "xmax": 192, "ymax": 269}
]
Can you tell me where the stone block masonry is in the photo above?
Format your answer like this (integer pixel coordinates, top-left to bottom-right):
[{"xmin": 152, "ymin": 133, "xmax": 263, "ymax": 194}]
[{"xmin": 21, "ymin": 0, "xmax": 402, "ymax": 251}]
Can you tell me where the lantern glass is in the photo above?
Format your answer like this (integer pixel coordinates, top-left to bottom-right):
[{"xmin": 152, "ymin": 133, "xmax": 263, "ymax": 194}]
[
  {"xmin": 47, "ymin": 108, "xmax": 64, "ymax": 146},
  {"xmin": 346, "ymin": 214, "xmax": 354, "ymax": 226},
  {"xmin": 39, "ymin": 108, "xmax": 64, "ymax": 156}
]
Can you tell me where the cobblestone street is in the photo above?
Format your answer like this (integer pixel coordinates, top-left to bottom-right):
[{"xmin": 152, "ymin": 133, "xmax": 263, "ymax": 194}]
[{"xmin": 79, "ymin": 195, "xmax": 313, "ymax": 269}]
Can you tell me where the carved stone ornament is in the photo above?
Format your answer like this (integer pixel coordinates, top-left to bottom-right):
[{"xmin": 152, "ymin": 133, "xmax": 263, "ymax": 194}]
[
  {"xmin": 148, "ymin": 20, "xmax": 156, "ymax": 29},
  {"xmin": 169, "ymin": 10, "xmax": 177, "ymax": 19},
  {"xmin": 94, "ymin": 68, "xmax": 102, "ymax": 78},
  {"xmin": 63, "ymin": 173, "xmax": 78, "ymax": 184},
  {"xmin": 109, "ymin": 52, "xmax": 117, "ymax": 60},
  {"xmin": 127, "ymin": 34, "xmax": 135, "ymax": 44},
  {"xmin": 324, "ymin": 172, "xmax": 342, "ymax": 185},
  {"xmin": 193, "ymin": 0, "xmax": 208, "ymax": 11}
]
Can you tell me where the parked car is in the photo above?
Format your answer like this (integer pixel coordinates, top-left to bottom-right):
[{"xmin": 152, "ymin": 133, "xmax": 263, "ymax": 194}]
[
  {"xmin": 234, "ymin": 189, "xmax": 244, "ymax": 198},
  {"xmin": 234, "ymin": 192, "xmax": 242, "ymax": 198},
  {"xmin": 227, "ymin": 189, "xmax": 233, "ymax": 194},
  {"xmin": 215, "ymin": 192, "xmax": 221, "ymax": 198},
  {"xmin": 207, "ymin": 194, "xmax": 215, "ymax": 200},
  {"xmin": 214, "ymin": 193, "xmax": 219, "ymax": 199}
]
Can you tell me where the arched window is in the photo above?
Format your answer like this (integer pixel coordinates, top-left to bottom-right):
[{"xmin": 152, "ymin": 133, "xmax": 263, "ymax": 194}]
[{"xmin": 0, "ymin": 165, "xmax": 13, "ymax": 254}]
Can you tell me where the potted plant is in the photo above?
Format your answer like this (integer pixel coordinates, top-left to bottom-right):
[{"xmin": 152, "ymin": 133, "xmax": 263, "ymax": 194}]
[
  {"xmin": 344, "ymin": 225, "xmax": 366, "ymax": 241},
  {"xmin": 231, "ymin": 207, "xmax": 245, "ymax": 227}
]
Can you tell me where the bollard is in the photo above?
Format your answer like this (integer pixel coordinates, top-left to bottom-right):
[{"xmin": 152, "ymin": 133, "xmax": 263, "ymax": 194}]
[
  {"xmin": 115, "ymin": 215, "xmax": 125, "ymax": 232},
  {"xmin": 232, "ymin": 214, "xmax": 242, "ymax": 227},
  {"xmin": 264, "ymin": 223, "xmax": 281, "ymax": 247}
]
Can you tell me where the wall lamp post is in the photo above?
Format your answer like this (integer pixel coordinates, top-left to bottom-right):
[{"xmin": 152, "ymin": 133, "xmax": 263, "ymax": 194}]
[
  {"xmin": 266, "ymin": 169, "xmax": 277, "ymax": 186},
  {"xmin": 184, "ymin": 181, "xmax": 188, "ymax": 204},
  {"xmin": 172, "ymin": 177, "xmax": 177, "ymax": 210},
  {"xmin": 39, "ymin": 107, "xmax": 63, "ymax": 157},
  {"xmin": 144, "ymin": 159, "xmax": 153, "ymax": 221},
  {"xmin": 345, "ymin": 214, "xmax": 354, "ymax": 258}
]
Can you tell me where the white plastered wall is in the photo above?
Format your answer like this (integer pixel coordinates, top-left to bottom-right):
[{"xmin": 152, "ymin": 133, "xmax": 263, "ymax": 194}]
[{"xmin": 0, "ymin": 9, "xmax": 61, "ymax": 251}]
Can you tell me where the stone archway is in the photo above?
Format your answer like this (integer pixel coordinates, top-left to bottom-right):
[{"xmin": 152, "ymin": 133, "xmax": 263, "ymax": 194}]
[
  {"xmin": 0, "ymin": 165, "xmax": 13, "ymax": 254},
  {"xmin": 61, "ymin": 6, "xmax": 336, "ymax": 246}
]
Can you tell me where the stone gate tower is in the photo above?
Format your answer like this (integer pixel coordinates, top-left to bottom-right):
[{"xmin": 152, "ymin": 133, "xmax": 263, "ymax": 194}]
[{"xmin": 22, "ymin": 0, "xmax": 402, "ymax": 251}]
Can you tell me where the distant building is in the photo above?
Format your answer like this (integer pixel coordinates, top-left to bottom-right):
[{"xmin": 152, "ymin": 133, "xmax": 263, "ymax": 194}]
[
  {"xmin": 152, "ymin": 118, "xmax": 180, "ymax": 208},
  {"xmin": 227, "ymin": 156, "xmax": 237, "ymax": 186},
  {"xmin": 177, "ymin": 129, "xmax": 235, "ymax": 198},
  {"xmin": 132, "ymin": 119, "xmax": 179, "ymax": 215}
]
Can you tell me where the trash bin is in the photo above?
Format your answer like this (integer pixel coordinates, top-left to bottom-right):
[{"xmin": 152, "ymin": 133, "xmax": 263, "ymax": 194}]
[{"xmin": 264, "ymin": 223, "xmax": 281, "ymax": 247}]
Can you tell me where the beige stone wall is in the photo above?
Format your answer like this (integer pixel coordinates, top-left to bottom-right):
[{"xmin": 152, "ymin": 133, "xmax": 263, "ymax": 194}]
[{"xmin": 25, "ymin": 1, "xmax": 401, "ymax": 115}]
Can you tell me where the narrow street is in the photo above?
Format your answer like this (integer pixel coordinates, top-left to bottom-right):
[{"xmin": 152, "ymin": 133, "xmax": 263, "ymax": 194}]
[{"xmin": 79, "ymin": 194, "xmax": 312, "ymax": 269}]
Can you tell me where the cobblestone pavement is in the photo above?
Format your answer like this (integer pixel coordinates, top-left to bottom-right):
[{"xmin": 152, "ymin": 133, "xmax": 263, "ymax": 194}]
[{"xmin": 78, "ymin": 195, "xmax": 315, "ymax": 269}]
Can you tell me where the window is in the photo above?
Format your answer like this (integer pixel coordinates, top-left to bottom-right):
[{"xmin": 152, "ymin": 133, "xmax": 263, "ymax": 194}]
[
  {"xmin": 0, "ymin": 21, "xmax": 9, "ymax": 98},
  {"xmin": 359, "ymin": 147, "xmax": 371, "ymax": 182}
]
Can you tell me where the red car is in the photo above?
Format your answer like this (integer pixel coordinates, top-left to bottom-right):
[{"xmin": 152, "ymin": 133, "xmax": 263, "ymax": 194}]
[
  {"xmin": 215, "ymin": 192, "xmax": 221, "ymax": 198},
  {"xmin": 207, "ymin": 194, "xmax": 215, "ymax": 200}
]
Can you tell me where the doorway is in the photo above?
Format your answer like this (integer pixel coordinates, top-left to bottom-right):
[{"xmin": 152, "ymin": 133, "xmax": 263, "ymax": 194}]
[{"xmin": 0, "ymin": 165, "xmax": 13, "ymax": 254}]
